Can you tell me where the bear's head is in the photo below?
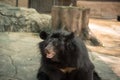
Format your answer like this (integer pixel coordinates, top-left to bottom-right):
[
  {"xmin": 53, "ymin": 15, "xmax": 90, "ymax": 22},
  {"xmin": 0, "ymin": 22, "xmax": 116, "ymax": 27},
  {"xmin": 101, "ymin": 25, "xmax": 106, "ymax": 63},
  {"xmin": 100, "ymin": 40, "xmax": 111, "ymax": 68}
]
[{"xmin": 39, "ymin": 30, "xmax": 77, "ymax": 64}]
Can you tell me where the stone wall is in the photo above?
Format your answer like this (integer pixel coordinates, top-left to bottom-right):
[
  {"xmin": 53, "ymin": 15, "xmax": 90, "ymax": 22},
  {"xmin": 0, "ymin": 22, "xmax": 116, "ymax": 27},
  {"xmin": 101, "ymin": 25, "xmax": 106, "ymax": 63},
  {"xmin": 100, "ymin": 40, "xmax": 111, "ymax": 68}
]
[
  {"xmin": 0, "ymin": 3, "xmax": 51, "ymax": 32},
  {"xmin": 77, "ymin": 1, "xmax": 120, "ymax": 18}
]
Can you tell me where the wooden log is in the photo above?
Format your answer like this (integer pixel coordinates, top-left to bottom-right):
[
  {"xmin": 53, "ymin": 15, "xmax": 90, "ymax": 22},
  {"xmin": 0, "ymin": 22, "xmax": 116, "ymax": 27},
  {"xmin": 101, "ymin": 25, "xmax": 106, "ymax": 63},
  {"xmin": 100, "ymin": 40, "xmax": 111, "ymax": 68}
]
[
  {"xmin": 52, "ymin": 6, "xmax": 101, "ymax": 46},
  {"xmin": 52, "ymin": 6, "xmax": 90, "ymax": 37}
]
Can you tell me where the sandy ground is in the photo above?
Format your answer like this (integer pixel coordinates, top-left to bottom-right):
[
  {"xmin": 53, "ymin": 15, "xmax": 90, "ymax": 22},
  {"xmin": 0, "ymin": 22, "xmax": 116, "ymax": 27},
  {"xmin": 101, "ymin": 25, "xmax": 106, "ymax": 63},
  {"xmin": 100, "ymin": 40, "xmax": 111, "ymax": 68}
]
[
  {"xmin": 88, "ymin": 18, "xmax": 120, "ymax": 77},
  {"xmin": 88, "ymin": 18, "xmax": 120, "ymax": 56}
]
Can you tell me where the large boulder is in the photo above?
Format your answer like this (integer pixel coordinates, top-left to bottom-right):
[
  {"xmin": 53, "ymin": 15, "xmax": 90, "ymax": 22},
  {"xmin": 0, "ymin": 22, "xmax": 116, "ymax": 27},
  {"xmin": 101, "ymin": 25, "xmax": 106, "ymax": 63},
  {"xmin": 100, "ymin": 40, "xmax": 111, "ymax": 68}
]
[{"xmin": 0, "ymin": 3, "xmax": 51, "ymax": 32}]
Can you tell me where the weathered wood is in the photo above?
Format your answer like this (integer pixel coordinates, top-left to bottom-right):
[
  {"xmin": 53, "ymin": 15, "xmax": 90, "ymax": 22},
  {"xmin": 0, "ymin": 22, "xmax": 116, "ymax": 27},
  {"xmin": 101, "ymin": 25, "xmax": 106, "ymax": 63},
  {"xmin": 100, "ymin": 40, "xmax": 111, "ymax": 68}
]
[
  {"xmin": 52, "ymin": 6, "xmax": 90, "ymax": 37},
  {"xmin": 16, "ymin": 0, "xmax": 18, "ymax": 7},
  {"xmin": 52, "ymin": 6, "xmax": 101, "ymax": 46}
]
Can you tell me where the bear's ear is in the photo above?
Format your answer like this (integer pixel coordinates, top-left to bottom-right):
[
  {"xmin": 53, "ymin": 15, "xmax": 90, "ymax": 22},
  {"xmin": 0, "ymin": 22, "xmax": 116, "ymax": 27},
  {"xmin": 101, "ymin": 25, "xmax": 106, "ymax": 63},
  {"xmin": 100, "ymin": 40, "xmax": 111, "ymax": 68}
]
[
  {"xmin": 39, "ymin": 31, "xmax": 48, "ymax": 40},
  {"xmin": 66, "ymin": 32, "xmax": 74, "ymax": 40}
]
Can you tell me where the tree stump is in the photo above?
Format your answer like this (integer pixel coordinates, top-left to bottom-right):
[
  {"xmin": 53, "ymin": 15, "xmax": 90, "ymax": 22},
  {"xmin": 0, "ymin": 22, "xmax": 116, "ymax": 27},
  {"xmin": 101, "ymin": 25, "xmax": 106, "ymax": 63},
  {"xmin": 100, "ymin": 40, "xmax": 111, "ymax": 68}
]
[{"xmin": 52, "ymin": 6, "xmax": 101, "ymax": 46}]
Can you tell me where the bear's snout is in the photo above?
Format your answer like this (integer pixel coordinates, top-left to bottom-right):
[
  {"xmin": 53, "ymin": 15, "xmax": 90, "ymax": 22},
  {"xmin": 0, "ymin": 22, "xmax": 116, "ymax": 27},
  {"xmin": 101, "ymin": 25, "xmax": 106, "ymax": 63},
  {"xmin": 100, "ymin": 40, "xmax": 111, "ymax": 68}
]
[{"xmin": 44, "ymin": 44, "xmax": 56, "ymax": 59}]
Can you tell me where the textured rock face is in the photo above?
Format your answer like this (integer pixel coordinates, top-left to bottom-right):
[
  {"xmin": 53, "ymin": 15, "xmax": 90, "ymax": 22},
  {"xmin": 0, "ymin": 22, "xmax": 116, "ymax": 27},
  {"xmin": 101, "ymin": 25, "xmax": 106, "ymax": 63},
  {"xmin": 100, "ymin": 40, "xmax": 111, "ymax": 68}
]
[
  {"xmin": 0, "ymin": 3, "xmax": 51, "ymax": 32},
  {"xmin": 0, "ymin": 32, "xmax": 41, "ymax": 80}
]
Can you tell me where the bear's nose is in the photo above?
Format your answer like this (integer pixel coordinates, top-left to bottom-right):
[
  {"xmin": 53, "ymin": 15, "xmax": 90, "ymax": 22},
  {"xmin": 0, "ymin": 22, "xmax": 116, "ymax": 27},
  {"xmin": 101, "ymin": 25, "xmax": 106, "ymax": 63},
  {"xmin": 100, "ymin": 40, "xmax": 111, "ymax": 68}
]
[
  {"xmin": 44, "ymin": 48, "xmax": 50, "ymax": 54},
  {"xmin": 44, "ymin": 45, "xmax": 52, "ymax": 54},
  {"xmin": 44, "ymin": 46, "xmax": 56, "ymax": 59}
]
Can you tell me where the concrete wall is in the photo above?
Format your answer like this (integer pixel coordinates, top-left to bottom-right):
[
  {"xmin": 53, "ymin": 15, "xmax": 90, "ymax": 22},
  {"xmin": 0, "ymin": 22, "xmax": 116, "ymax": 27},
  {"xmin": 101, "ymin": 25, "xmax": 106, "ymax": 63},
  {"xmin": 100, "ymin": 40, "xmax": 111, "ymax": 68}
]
[
  {"xmin": 77, "ymin": 1, "xmax": 120, "ymax": 18},
  {"xmin": 18, "ymin": 0, "xmax": 28, "ymax": 7},
  {"xmin": 0, "ymin": 0, "xmax": 28, "ymax": 7}
]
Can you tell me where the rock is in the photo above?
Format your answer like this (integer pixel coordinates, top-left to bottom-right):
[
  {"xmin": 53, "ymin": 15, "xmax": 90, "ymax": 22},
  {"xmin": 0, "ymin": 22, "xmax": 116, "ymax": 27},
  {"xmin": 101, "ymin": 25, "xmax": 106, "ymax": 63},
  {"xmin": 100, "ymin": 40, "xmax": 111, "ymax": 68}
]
[
  {"xmin": 0, "ymin": 77, "xmax": 20, "ymax": 80},
  {"xmin": 0, "ymin": 55, "xmax": 16, "ymax": 77},
  {"xmin": 0, "ymin": 3, "xmax": 51, "ymax": 32},
  {"xmin": 0, "ymin": 32, "xmax": 41, "ymax": 80}
]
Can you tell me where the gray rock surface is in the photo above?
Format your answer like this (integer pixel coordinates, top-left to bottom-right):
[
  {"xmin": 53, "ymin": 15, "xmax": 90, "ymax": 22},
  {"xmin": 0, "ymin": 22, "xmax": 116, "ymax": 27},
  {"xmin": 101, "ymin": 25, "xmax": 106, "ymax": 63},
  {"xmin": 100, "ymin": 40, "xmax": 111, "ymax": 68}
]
[
  {"xmin": 0, "ymin": 3, "xmax": 51, "ymax": 32},
  {"xmin": 0, "ymin": 32, "xmax": 41, "ymax": 80},
  {"xmin": 0, "ymin": 32, "xmax": 119, "ymax": 80}
]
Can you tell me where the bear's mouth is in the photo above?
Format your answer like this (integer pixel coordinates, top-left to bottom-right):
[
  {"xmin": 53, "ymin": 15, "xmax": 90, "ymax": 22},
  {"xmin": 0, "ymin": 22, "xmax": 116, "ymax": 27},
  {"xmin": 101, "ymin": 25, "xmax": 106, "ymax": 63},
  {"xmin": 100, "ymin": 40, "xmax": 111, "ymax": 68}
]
[{"xmin": 45, "ymin": 50, "xmax": 56, "ymax": 59}]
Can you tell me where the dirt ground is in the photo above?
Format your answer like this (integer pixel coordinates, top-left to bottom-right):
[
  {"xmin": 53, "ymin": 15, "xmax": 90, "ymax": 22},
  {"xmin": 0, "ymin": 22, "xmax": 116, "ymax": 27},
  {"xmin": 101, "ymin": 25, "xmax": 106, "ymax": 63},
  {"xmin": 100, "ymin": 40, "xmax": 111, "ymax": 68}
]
[
  {"xmin": 88, "ymin": 18, "xmax": 120, "ymax": 56},
  {"xmin": 87, "ymin": 18, "xmax": 120, "ymax": 77}
]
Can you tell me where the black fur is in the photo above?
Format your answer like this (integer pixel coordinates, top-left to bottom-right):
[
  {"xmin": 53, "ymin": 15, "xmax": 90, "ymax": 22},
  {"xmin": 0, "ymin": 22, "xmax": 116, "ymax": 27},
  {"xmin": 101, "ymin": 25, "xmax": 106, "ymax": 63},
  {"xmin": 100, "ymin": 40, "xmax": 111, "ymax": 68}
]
[
  {"xmin": 37, "ymin": 30, "xmax": 101, "ymax": 80},
  {"xmin": 117, "ymin": 16, "xmax": 120, "ymax": 21}
]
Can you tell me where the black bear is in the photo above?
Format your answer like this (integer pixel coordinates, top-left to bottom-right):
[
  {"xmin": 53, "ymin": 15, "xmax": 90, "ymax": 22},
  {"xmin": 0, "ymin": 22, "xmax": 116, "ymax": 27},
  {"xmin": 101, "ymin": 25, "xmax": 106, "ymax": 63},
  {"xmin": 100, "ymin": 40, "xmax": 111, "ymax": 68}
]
[{"xmin": 37, "ymin": 30, "xmax": 101, "ymax": 80}]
